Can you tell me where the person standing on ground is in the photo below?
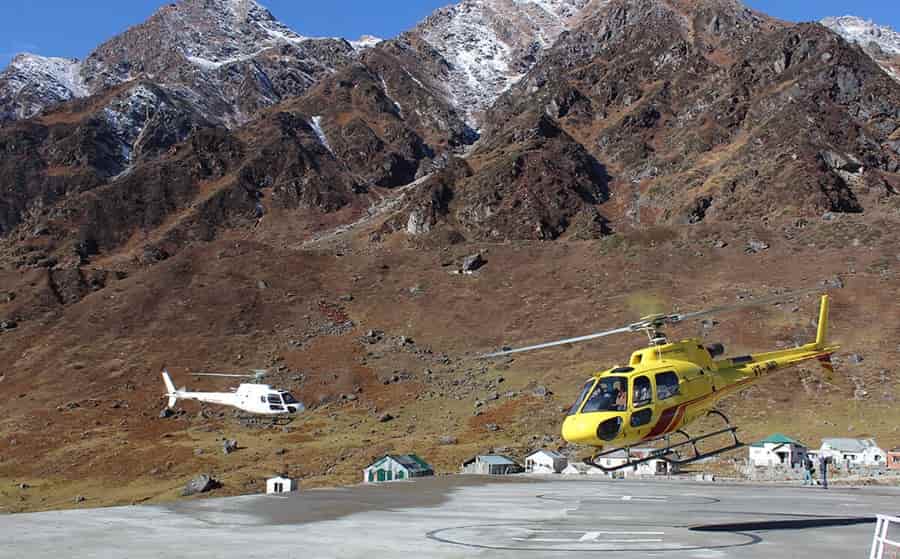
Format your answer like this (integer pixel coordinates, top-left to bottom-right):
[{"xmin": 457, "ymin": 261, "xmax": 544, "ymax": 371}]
[
  {"xmin": 803, "ymin": 455, "xmax": 814, "ymax": 486},
  {"xmin": 818, "ymin": 454, "xmax": 830, "ymax": 489}
]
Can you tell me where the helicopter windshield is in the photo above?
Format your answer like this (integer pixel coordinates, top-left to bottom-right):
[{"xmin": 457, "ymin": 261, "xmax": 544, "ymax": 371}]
[
  {"xmin": 281, "ymin": 392, "xmax": 298, "ymax": 405},
  {"xmin": 568, "ymin": 381, "xmax": 595, "ymax": 416},
  {"xmin": 581, "ymin": 376, "xmax": 628, "ymax": 413}
]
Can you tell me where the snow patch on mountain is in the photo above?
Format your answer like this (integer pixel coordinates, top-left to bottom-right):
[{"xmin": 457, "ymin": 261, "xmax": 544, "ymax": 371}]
[
  {"xmin": 0, "ymin": 54, "xmax": 88, "ymax": 119},
  {"xmin": 310, "ymin": 116, "xmax": 334, "ymax": 156},
  {"xmin": 417, "ymin": 0, "xmax": 591, "ymax": 128},
  {"xmin": 821, "ymin": 16, "xmax": 900, "ymax": 56},
  {"xmin": 4, "ymin": 54, "xmax": 88, "ymax": 97},
  {"xmin": 350, "ymin": 35, "xmax": 383, "ymax": 51}
]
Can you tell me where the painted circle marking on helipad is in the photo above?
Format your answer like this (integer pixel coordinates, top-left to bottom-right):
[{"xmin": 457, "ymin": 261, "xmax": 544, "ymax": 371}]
[
  {"xmin": 426, "ymin": 522, "xmax": 760, "ymax": 553},
  {"xmin": 537, "ymin": 493, "xmax": 720, "ymax": 506}
]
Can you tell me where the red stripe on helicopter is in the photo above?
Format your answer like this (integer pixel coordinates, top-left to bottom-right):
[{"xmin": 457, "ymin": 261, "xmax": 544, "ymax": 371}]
[
  {"xmin": 643, "ymin": 377, "xmax": 755, "ymax": 439},
  {"xmin": 646, "ymin": 406, "xmax": 679, "ymax": 437}
]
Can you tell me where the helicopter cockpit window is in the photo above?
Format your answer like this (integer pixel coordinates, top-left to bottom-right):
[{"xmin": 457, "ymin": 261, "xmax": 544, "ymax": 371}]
[
  {"xmin": 655, "ymin": 371, "xmax": 680, "ymax": 400},
  {"xmin": 633, "ymin": 376, "xmax": 652, "ymax": 407},
  {"xmin": 569, "ymin": 381, "xmax": 595, "ymax": 415},
  {"xmin": 281, "ymin": 392, "xmax": 299, "ymax": 405},
  {"xmin": 267, "ymin": 394, "xmax": 282, "ymax": 404},
  {"xmin": 581, "ymin": 376, "xmax": 628, "ymax": 413}
]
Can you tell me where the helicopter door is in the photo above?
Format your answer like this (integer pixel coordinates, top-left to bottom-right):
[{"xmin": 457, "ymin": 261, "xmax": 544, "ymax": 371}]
[{"xmin": 630, "ymin": 376, "xmax": 653, "ymax": 428}]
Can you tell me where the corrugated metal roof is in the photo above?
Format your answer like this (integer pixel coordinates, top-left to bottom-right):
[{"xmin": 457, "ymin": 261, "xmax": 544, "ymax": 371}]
[
  {"xmin": 365, "ymin": 454, "xmax": 433, "ymax": 473},
  {"xmin": 391, "ymin": 454, "xmax": 433, "ymax": 473},
  {"xmin": 822, "ymin": 438, "xmax": 877, "ymax": 452},
  {"xmin": 478, "ymin": 455, "xmax": 519, "ymax": 465},
  {"xmin": 750, "ymin": 433, "xmax": 806, "ymax": 448}
]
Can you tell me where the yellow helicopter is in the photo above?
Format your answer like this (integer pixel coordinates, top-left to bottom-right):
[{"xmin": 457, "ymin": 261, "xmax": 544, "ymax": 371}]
[{"xmin": 484, "ymin": 289, "xmax": 839, "ymax": 471}]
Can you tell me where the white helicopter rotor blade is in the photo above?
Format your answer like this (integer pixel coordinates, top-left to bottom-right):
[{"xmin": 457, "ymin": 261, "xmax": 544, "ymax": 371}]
[
  {"xmin": 192, "ymin": 373, "xmax": 254, "ymax": 378},
  {"xmin": 672, "ymin": 286, "xmax": 824, "ymax": 323},
  {"xmin": 481, "ymin": 326, "xmax": 635, "ymax": 358}
]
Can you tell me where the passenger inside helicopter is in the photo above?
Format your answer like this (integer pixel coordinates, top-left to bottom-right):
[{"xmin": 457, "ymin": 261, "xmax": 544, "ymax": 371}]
[{"xmin": 581, "ymin": 376, "xmax": 628, "ymax": 413}]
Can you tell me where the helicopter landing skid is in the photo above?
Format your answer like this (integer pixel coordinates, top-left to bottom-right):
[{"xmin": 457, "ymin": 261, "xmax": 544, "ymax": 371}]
[
  {"xmin": 585, "ymin": 410, "xmax": 744, "ymax": 472},
  {"xmin": 235, "ymin": 414, "xmax": 295, "ymax": 429}
]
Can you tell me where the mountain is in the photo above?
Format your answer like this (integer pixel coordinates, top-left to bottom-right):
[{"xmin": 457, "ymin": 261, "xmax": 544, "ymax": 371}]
[
  {"xmin": 0, "ymin": 0, "xmax": 359, "ymax": 127},
  {"xmin": 399, "ymin": 0, "xmax": 899, "ymax": 241},
  {"xmin": 0, "ymin": 0, "xmax": 898, "ymax": 512},
  {"xmin": 821, "ymin": 16, "xmax": 900, "ymax": 81}
]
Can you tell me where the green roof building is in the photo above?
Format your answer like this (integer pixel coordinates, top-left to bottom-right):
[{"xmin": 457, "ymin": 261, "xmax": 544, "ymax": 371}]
[
  {"xmin": 749, "ymin": 433, "xmax": 808, "ymax": 468},
  {"xmin": 363, "ymin": 454, "xmax": 434, "ymax": 483}
]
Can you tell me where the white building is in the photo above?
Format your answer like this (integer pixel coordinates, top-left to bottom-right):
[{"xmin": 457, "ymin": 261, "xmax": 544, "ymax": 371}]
[
  {"xmin": 363, "ymin": 454, "xmax": 434, "ymax": 483},
  {"xmin": 461, "ymin": 455, "xmax": 523, "ymax": 475},
  {"xmin": 748, "ymin": 434, "xmax": 808, "ymax": 468},
  {"xmin": 266, "ymin": 475, "xmax": 297, "ymax": 495},
  {"xmin": 525, "ymin": 450, "xmax": 568, "ymax": 474},
  {"xmin": 593, "ymin": 449, "xmax": 677, "ymax": 477},
  {"xmin": 819, "ymin": 439, "xmax": 887, "ymax": 468}
]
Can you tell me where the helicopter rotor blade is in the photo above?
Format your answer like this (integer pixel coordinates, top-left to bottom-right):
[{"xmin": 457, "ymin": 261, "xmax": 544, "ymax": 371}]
[
  {"xmin": 480, "ymin": 285, "xmax": 833, "ymax": 359},
  {"xmin": 481, "ymin": 326, "xmax": 635, "ymax": 358},
  {"xmin": 191, "ymin": 373, "xmax": 255, "ymax": 378},
  {"xmin": 670, "ymin": 286, "xmax": 824, "ymax": 323}
]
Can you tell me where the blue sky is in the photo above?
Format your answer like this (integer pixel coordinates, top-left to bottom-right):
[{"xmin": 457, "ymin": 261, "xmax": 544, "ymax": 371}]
[{"xmin": 1, "ymin": 1, "xmax": 899, "ymax": 69}]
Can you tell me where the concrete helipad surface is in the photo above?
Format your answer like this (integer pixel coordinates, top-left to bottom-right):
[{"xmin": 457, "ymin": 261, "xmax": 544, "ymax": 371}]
[{"xmin": 2, "ymin": 476, "xmax": 897, "ymax": 558}]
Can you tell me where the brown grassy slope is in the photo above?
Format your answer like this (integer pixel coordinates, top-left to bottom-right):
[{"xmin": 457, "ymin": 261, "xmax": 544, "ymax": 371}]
[{"xmin": 0, "ymin": 208, "xmax": 898, "ymax": 512}]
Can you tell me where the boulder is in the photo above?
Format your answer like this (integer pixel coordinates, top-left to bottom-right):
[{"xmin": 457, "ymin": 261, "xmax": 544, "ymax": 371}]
[
  {"xmin": 222, "ymin": 440, "xmax": 238, "ymax": 454},
  {"xmin": 159, "ymin": 408, "xmax": 174, "ymax": 419},
  {"xmin": 745, "ymin": 240, "xmax": 769, "ymax": 254},
  {"xmin": 0, "ymin": 320, "xmax": 17, "ymax": 331},
  {"xmin": 461, "ymin": 253, "xmax": 485, "ymax": 273},
  {"xmin": 532, "ymin": 386, "xmax": 552, "ymax": 398},
  {"xmin": 182, "ymin": 474, "xmax": 220, "ymax": 496},
  {"xmin": 439, "ymin": 436, "xmax": 458, "ymax": 445},
  {"xmin": 378, "ymin": 413, "xmax": 394, "ymax": 423},
  {"xmin": 485, "ymin": 423, "xmax": 500, "ymax": 432}
]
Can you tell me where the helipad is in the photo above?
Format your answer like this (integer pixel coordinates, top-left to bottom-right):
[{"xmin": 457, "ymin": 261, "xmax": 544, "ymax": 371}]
[{"xmin": 1, "ymin": 477, "xmax": 895, "ymax": 558}]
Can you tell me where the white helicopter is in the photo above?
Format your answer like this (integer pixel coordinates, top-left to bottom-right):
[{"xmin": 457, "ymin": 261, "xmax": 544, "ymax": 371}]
[{"xmin": 162, "ymin": 368, "xmax": 305, "ymax": 425}]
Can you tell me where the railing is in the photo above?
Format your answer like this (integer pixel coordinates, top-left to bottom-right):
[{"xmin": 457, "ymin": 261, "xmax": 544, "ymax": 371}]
[{"xmin": 870, "ymin": 515, "xmax": 900, "ymax": 559}]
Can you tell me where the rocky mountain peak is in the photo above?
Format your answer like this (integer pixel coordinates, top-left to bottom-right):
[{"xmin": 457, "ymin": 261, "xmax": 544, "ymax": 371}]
[
  {"xmin": 822, "ymin": 15, "xmax": 900, "ymax": 81},
  {"xmin": 414, "ymin": 0, "xmax": 597, "ymax": 128},
  {"xmin": 1, "ymin": 0, "xmax": 356, "ymax": 127},
  {"xmin": 0, "ymin": 53, "xmax": 87, "ymax": 120},
  {"xmin": 821, "ymin": 15, "xmax": 900, "ymax": 56}
]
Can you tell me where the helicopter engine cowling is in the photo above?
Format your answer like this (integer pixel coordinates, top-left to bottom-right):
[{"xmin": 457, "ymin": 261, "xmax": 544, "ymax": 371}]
[{"xmin": 705, "ymin": 343, "xmax": 725, "ymax": 358}]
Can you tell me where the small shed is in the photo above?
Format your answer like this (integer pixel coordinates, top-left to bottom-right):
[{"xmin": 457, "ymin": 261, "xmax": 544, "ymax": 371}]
[
  {"xmin": 525, "ymin": 450, "xmax": 568, "ymax": 474},
  {"xmin": 748, "ymin": 433, "xmax": 808, "ymax": 468},
  {"xmin": 266, "ymin": 475, "xmax": 297, "ymax": 495},
  {"xmin": 461, "ymin": 455, "xmax": 523, "ymax": 475},
  {"xmin": 887, "ymin": 448, "xmax": 900, "ymax": 471},
  {"xmin": 363, "ymin": 454, "xmax": 434, "ymax": 483}
]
